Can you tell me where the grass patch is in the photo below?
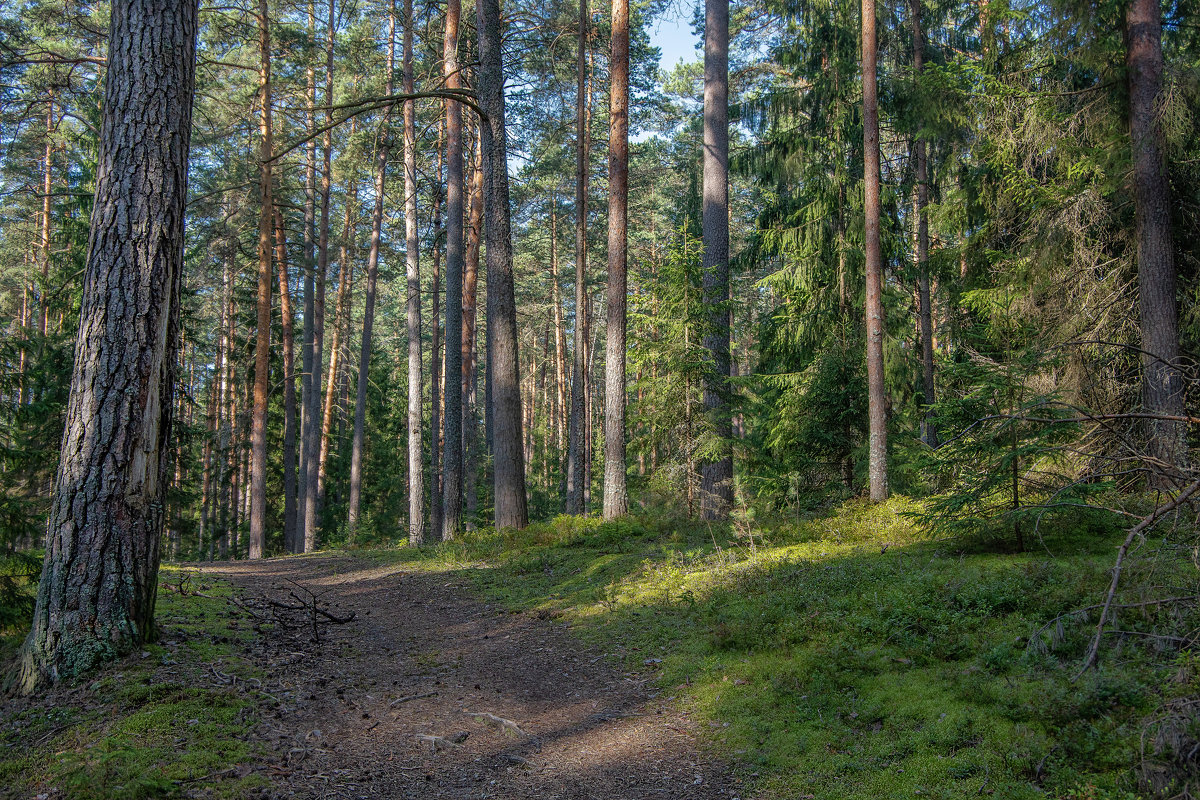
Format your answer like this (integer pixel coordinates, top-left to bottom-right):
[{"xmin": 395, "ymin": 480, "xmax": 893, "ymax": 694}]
[
  {"xmin": 368, "ymin": 497, "xmax": 1198, "ymax": 799},
  {"xmin": 0, "ymin": 566, "xmax": 268, "ymax": 799}
]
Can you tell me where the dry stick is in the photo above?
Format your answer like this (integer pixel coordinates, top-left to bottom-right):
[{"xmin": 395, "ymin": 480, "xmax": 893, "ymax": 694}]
[{"xmin": 1077, "ymin": 475, "xmax": 1200, "ymax": 677}]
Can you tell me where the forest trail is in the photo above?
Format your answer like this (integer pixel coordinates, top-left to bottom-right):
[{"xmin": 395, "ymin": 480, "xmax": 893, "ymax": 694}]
[{"xmin": 197, "ymin": 554, "xmax": 738, "ymax": 800}]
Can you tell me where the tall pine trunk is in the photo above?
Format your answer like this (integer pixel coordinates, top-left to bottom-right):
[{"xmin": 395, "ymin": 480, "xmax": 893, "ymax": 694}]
[
  {"xmin": 429, "ymin": 122, "xmax": 445, "ymax": 539},
  {"xmin": 603, "ymin": 0, "xmax": 629, "ymax": 520},
  {"xmin": 348, "ymin": 5, "xmax": 396, "ymax": 538},
  {"xmin": 863, "ymin": 0, "xmax": 889, "ymax": 501},
  {"xmin": 477, "ymin": 0, "xmax": 529, "ymax": 529},
  {"xmin": 912, "ymin": 0, "xmax": 937, "ymax": 450},
  {"xmin": 463, "ymin": 131, "xmax": 483, "ymax": 528},
  {"xmin": 441, "ymin": 0, "xmax": 465, "ymax": 538},
  {"xmin": 1127, "ymin": 0, "xmax": 1185, "ymax": 479},
  {"xmin": 565, "ymin": 0, "xmax": 590, "ymax": 515},
  {"xmin": 249, "ymin": 0, "xmax": 274, "ymax": 560},
  {"xmin": 700, "ymin": 0, "xmax": 733, "ymax": 519},
  {"xmin": 304, "ymin": 0, "xmax": 335, "ymax": 550},
  {"xmin": 275, "ymin": 207, "xmax": 299, "ymax": 552},
  {"xmin": 299, "ymin": 0, "xmax": 318, "ymax": 552},
  {"xmin": 17, "ymin": 0, "xmax": 198, "ymax": 692},
  {"xmin": 404, "ymin": 0, "xmax": 426, "ymax": 544}
]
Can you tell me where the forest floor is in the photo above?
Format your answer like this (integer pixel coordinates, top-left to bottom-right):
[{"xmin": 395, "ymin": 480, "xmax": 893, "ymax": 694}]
[{"xmin": 189, "ymin": 553, "xmax": 738, "ymax": 800}]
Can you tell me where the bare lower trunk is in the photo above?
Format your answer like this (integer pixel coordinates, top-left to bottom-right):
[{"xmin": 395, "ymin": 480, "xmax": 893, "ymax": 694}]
[
  {"xmin": 304, "ymin": 0, "xmax": 335, "ymax": 551},
  {"xmin": 441, "ymin": 0, "xmax": 465, "ymax": 539},
  {"xmin": 18, "ymin": 0, "xmax": 198, "ymax": 692},
  {"xmin": 299, "ymin": 0, "xmax": 317, "ymax": 549},
  {"xmin": 603, "ymin": 0, "xmax": 630, "ymax": 520},
  {"xmin": 463, "ymin": 131, "xmax": 482, "ymax": 528},
  {"xmin": 477, "ymin": 0, "xmax": 528, "ymax": 528},
  {"xmin": 565, "ymin": 0, "xmax": 590, "ymax": 515},
  {"xmin": 404, "ymin": 0, "xmax": 426, "ymax": 545},
  {"xmin": 700, "ymin": 0, "xmax": 733, "ymax": 519},
  {"xmin": 863, "ymin": 0, "xmax": 888, "ymax": 501},
  {"xmin": 429, "ymin": 124, "xmax": 445, "ymax": 539},
  {"xmin": 249, "ymin": 0, "xmax": 274, "ymax": 560},
  {"xmin": 912, "ymin": 0, "xmax": 937, "ymax": 450},
  {"xmin": 1127, "ymin": 0, "xmax": 1185, "ymax": 479},
  {"xmin": 275, "ymin": 207, "xmax": 299, "ymax": 552}
]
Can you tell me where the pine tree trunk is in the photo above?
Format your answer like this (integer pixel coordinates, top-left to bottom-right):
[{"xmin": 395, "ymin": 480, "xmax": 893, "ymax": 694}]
[
  {"xmin": 404, "ymin": 0, "xmax": 426, "ymax": 545},
  {"xmin": 348, "ymin": 5, "xmax": 395, "ymax": 539},
  {"xmin": 249, "ymin": 0, "xmax": 274, "ymax": 560},
  {"xmin": 299, "ymin": 0, "xmax": 318, "ymax": 550},
  {"xmin": 566, "ymin": 0, "xmax": 590, "ymax": 516},
  {"xmin": 911, "ymin": 0, "xmax": 937, "ymax": 450},
  {"xmin": 863, "ymin": 0, "xmax": 889, "ymax": 501},
  {"xmin": 304, "ymin": 0, "xmax": 335, "ymax": 551},
  {"xmin": 1127, "ymin": 0, "xmax": 1185, "ymax": 479},
  {"xmin": 429, "ymin": 122, "xmax": 445, "ymax": 539},
  {"xmin": 275, "ymin": 207, "xmax": 299, "ymax": 553},
  {"xmin": 18, "ymin": 0, "xmax": 198, "ymax": 692},
  {"xmin": 603, "ymin": 0, "xmax": 629, "ymax": 520},
  {"xmin": 441, "ymin": 0, "xmax": 465, "ymax": 538},
  {"xmin": 700, "ymin": 0, "xmax": 733, "ymax": 519},
  {"xmin": 551, "ymin": 198, "xmax": 567, "ymax": 456},
  {"xmin": 319, "ymin": 168, "xmax": 356, "ymax": 510},
  {"xmin": 477, "ymin": 0, "xmax": 528, "ymax": 528},
  {"xmin": 463, "ymin": 131, "xmax": 483, "ymax": 529},
  {"xmin": 39, "ymin": 100, "xmax": 53, "ymax": 338}
]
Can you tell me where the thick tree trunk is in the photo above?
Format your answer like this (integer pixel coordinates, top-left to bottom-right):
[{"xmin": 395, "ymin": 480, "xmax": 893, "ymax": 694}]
[
  {"xmin": 404, "ymin": 0, "xmax": 426, "ymax": 545},
  {"xmin": 348, "ymin": 5, "xmax": 396, "ymax": 539},
  {"xmin": 477, "ymin": 0, "xmax": 528, "ymax": 528},
  {"xmin": 863, "ymin": 0, "xmax": 889, "ymax": 501},
  {"xmin": 442, "ymin": 0, "xmax": 465, "ymax": 538},
  {"xmin": 249, "ymin": 0, "xmax": 274, "ymax": 560},
  {"xmin": 700, "ymin": 0, "xmax": 733, "ymax": 519},
  {"xmin": 911, "ymin": 0, "xmax": 937, "ymax": 450},
  {"xmin": 603, "ymin": 0, "xmax": 630, "ymax": 520},
  {"xmin": 1127, "ymin": 0, "xmax": 1185, "ymax": 479},
  {"xmin": 275, "ymin": 207, "xmax": 299, "ymax": 553},
  {"xmin": 304, "ymin": 0, "xmax": 335, "ymax": 551},
  {"xmin": 565, "ymin": 0, "xmax": 590, "ymax": 516},
  {"xmin": 17, "ymin": 0, "xmax": 198, "ymax": 693}
]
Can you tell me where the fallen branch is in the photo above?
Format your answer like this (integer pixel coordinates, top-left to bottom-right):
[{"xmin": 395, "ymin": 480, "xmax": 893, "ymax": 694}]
[
  {"xmin": 1077, "ymin": 477, "xmax": 1200, "ymax": 677},
  {"xmin": 390, "ymin": 691, "xmax": 438, "ymax": 707},
  {"xmin": 463, "ymin": 710, "xmax": 528, "ymax": 738}
]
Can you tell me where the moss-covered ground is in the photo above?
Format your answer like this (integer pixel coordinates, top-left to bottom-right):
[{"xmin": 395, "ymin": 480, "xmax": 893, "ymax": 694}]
[
  {"xmin": 0, "ymin": 567, "xmax": 269, "ymax": 799},
  {"xmin": 365, "ymin": 499, "xmax": 1200, "ymax": 799}
]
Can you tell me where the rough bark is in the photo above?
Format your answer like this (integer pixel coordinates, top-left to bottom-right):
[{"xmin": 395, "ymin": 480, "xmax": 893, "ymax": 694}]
[
  {"xmin": 912, "ymin": 0, "xmax": 937, "ymax": 450},
  {"xmin": 275, "ymin": 207, "xmax": 299, "ymax": 553},
  {"xmin": 477, "ymin": 0, "xmax": 529, "ymax": 529},
  {"xmin": 700, "ymin": 0, "xmax": 733, "ymax": 519},
  {"xmin": 603, "ymin": 0, "xmax": 629, "ymax": 520},
  {"xmin": 863, "ymin": 0, "xmax": 889, "ymax": 501},
  {"xmin": 299, "ymin": 0, "xmax": 317, "ymax": 551},
  {"xmin": 304, "ymin": 0, "xmax": 335, "ymax": 551},
  {"xmin": 1127, "ymin": 0, "xmax": 1185, "ymax": 479},
  {"xmin": 319, "ymin": 165, "xmax": 357, "ymax": 509},
  {"xmin": 348, "ymin": 5, "xmax": 396, "ymax": 539},
  {"xmin": 430, "ymin": 122, "xmax": 445, "ymax": 539},
  {"xmin": 463, "ymin": 130, "xmax": 483, "ymax": 528},
  {"xmin": 442, "ymin": 0, "xmax": 465, "ymax": 539},
  {"xmin": 17, "ymin": 0, "xmax": 198, "ymax": 692},
  {"xmin": 404, "ymin": 0, "xmax": 426, "ymax": 545},
  {"xmin": 565, "ymin": 0, "xmax": 590, "ymax": 516},
  {"xmin": 249, "ymin": 0, "xmax": 273, "ymax": 560}
]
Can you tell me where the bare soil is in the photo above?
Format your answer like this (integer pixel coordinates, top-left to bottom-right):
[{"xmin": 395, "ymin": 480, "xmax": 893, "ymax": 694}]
[{"xmin": 197, "ymin": 554, "xmax": 741, "ymax": 800}]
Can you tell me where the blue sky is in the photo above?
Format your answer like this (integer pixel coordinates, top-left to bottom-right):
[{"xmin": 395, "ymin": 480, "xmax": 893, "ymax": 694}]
[{"xmin": 649, "ymin": 1, "xmax": 701, "ymax": 74}]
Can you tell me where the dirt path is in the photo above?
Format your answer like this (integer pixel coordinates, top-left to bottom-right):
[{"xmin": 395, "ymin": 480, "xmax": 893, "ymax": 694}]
[{"xmin": 197, "ymin": 554, "xmax": 739, "ymax": 800}]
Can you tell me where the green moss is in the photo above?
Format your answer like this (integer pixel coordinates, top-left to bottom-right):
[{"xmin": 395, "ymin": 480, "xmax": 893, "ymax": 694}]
[{"xmin": 0, "ymin": 568, "xmax": 267, "ymax": 799}]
